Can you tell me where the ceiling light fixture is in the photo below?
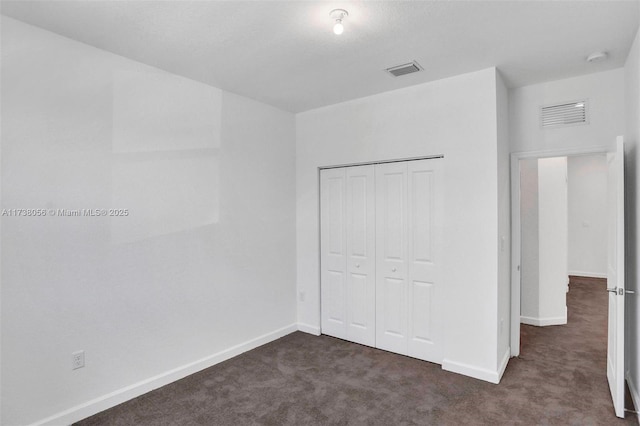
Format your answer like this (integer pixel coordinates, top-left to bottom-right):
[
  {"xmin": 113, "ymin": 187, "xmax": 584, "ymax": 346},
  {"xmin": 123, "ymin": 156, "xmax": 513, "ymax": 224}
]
[
  {"xmin": 586, "ymin": 51, "xmax": 608, "ymax": 63},
  {"xmin": 330, "ymin": 9, "xmax": 348, "ymax": 35}
]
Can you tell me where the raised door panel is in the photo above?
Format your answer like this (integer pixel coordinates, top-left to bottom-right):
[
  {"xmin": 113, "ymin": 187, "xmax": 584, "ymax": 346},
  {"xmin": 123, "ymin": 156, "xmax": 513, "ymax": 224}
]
[
  {"xmin": 382, "ymin": 277, "xmax": 406, "ymax": 337},
  {"xmin": 320, "ymin": 168, "xmax": 347, "ymax": 339},
  {"xmin": 375, "ymin": 162, "xmax": 408, "ymax": 355},
  {"xmin": 407, "ymin": 159, "xmax": 443, "ymax": 362},
  {"xmin": 346, "ymin": 165, "xmax": 376, "ymax": 346}
]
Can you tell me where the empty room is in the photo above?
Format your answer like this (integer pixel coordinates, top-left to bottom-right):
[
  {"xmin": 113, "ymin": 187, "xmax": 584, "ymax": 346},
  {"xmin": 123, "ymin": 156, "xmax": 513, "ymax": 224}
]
[{"xmin": 1, "ymin": 1, "xmax": 640, "ymax": 425}]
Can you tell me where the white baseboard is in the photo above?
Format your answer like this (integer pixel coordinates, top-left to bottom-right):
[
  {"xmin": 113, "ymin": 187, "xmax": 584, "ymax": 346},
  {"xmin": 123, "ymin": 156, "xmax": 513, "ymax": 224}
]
[
  {"xmin": 297, "ymin": 322, "xmax": 321, "ymax": 336},
  {"xmin": 31, "ymin": 323, "xmax": 298, "ymax": 426},
  {"xmin": 520, "ymin": 314, "xmax": 567, "ymax": 327},
  {"xmin": 568, "ymin": 270, "xmax": 607, "ymax": 279},
  {"xmin": 626, "ymin": 372, "xmax": 640, "ymax": 424},
  {"xmin": 497, "ymin": 347, "xmax": 511, "ymax": 383},
  {"xmin": 442, "ymin": 358, "xmax": 501, "ymax": 384}
]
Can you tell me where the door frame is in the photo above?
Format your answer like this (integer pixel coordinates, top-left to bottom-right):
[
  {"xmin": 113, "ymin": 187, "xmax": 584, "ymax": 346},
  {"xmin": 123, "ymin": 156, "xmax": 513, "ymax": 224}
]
[{"xmin": 510, "ymin": 146, "xmax": 609, "ymax": 357}]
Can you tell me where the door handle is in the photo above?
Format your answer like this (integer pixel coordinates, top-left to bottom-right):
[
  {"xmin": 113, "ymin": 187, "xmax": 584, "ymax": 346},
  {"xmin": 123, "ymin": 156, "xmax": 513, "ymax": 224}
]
[
  {"xmin": 607, "ymin": 287, "xmax": 617, "ymax": 293},
  {"xmin": 607, "ymin": 287, "xmax": 628, "ymax": 296},
  {"xmin": 392, "ymin": 267, "xmax": 397, "ymax": 272},
  {"xmin": 355, "ymin": 264, "xmax": 360, "ymax": 268}
]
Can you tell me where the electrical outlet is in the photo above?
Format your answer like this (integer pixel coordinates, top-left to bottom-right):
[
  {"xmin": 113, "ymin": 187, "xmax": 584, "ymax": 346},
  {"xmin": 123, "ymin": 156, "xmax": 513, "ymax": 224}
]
[{"xmin": 72, "ymin": 350, "xmax": 85, "ymax": 370}]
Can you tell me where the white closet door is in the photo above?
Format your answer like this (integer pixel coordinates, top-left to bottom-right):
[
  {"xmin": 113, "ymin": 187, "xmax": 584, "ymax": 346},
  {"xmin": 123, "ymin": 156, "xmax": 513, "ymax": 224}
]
[
  {"xmin": 406, "ymin": 159, "xmax": 443, "ymax": 363},
  {"xmin": 345, "ymin": 165, "xmax": 376, "ymax": 346},
  {"xmin": 320, "ymin": 168, "xmax": 347, "ymax": 339},
  {"xmin": 321, "ymin": 165, "xmax": 376, "ymax": 346},
  {"xmin": 322, "ymin": 158, "xmax": 443, "ymax": 362},
  {"xmin": 375, "ymin": 161, "xmax": 409, "ymax": 355}
]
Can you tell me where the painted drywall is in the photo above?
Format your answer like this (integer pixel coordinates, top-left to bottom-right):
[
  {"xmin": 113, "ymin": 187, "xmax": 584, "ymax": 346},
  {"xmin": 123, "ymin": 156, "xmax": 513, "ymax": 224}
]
[
  {"xmin": 567, "ymin": 155, "xmax": 608, "ymax": 278},
  {"xmin": 296, "ymin": 68, "xmax": 504, "ymax": 382},
  {"xmin": 520, "ymin": 157, "xmax": 569, "ymax": 326},
  {"xmin": 520, "ymin": 158, "xmax": 540, "ymax": 322},
  {"xmin": 1, "ymin": 17, "xmax": 296, "ymax": 425},
  {"xmin": 624, "ymin": 26, "xmax": 640, "ymax": 414},
  {"xmin": 509, "ymin": 68, "xmax": 625, "ymax": 154},
  {"xmin": 538, "ymin": 157, "xmax": 568, "ymax": 324},
  {"xmin": 496, "ymin": 71, "xmax": 511, "ymax": 370}
]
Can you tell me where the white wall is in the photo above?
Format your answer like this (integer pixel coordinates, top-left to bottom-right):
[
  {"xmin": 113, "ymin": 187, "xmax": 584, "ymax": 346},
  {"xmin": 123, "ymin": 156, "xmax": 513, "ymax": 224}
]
[
  {"xmin": 520, "ymin": 158, "xmax": 540, "ymax": 321},
  {"xmin": 520, "ymin": 157, "xmax": 568, "ymax": 326},
  {"xmin": 567, "ymin": 154, "xmax": 608, "ymax": 278},
  {"xmin": 296, "ymin": 68, "xmax": 505, "ymax": 382},
  {"xmin": 510, "ymin": 69, "xmax": 625, "ymax": 154},
  {"xmin": 496, "ymin": 72, "xmax": 511, "ymax": 370},
  {"xmin": 537, "ymin": 157, "xmax": 568, "ymax": 324},
  {"xmin": 1, "ymin": 17, "xmax": 296, "ymax": 425},
  {"xmin": 624, "ymin": 26, "xmax": 640, "ymax": 413}
]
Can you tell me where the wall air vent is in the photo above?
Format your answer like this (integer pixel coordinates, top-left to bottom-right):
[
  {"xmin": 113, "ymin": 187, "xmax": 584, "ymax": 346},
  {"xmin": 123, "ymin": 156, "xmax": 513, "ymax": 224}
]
[
  {"xmin": 541, "ymin": 100, "xmax": 588, "ymax": 128},
  {"xmin": 386, "ymin": 61, "xmax": 423, "ymax": 77}
]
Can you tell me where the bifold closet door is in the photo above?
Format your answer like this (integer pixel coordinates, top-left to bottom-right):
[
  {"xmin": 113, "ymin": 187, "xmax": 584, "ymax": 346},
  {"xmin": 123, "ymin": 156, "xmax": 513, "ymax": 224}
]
[
  {"xmin": 320, "ymin": 158, "xmax": 443, "ymax": 363},
  {"xmin": 375, "ymin": 159, "xmax": 443, "ymax": 363},
  {"xmin": 320, "ymin": 165, "xmax": 376, "ymax": 347}
]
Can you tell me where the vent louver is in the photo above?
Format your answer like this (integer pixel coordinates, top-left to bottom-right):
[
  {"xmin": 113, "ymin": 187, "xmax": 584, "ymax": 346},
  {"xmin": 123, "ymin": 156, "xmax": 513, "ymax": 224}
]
[
  {"xmin": 541, "ymin": 100, "xmax": 588, "ymax": 128},
  {"xmin": 386, "ymin": 61, "xmax": 423, "ymax": 77}
]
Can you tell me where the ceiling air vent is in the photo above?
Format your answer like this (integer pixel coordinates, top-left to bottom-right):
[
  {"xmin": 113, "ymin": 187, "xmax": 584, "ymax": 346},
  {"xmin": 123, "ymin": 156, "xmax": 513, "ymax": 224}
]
[
  {"xmin": 541, "ymin": 100, "xmax": 588, "ymax": 128},
  {"xmin": 386, "ymin": 61, "xmax": 423, "ymax": 77}
]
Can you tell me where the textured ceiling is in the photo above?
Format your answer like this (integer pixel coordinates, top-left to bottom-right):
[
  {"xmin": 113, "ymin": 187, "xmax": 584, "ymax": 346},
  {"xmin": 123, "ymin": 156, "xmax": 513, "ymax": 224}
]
[{"xmin": 1, "ymin": 1, "xmax": 638, "ymax": 113}]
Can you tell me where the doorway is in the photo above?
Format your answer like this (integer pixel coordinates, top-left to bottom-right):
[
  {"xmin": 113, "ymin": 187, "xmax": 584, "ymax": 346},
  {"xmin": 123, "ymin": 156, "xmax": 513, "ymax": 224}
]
[
  {"xmin": 510, "ymin": 147, "xmax": 610, "ymax": 356},
  {"xmin": 518, "ymin": 154, "xmax": 608, "ymax": 328},
  {"xmin": 510, "ymin": 139, "xmax": 626, "ymax": 418}
]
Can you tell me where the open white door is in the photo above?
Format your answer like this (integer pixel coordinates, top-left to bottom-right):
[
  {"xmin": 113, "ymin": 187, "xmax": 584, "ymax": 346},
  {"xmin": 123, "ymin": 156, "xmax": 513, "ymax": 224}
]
[{"xmin": 606, "ymin": 136, "xmax": 625, "ymax": 418}]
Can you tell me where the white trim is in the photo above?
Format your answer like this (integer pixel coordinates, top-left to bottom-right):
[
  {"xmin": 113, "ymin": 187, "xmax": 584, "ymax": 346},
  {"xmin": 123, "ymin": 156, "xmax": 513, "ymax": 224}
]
[
  {"xmin": 568, "ymin": 271, "xmax": 607, "ymax": 279},
  {"xmin": 626, "ymin": 372, "xmax": 640, "ymax": 424},
  {"xmin": 297, "ymin": 323, "xmax": 321, "ymax": 336},
  {"xmin": 497, "ymin": 347, "xmax": 511, "ymax": 382},
  {"xmin": 30, "ymin": 324, "xmax": 298, "ymax": 426},
  {"xmin": 442, "ymin": 359, "xmax": 501, "ymax": 384},
  {"xmin": 510, "ymin": 145, "xmax": 609, "ymax": 358},
  {"xmin": 511, "ymin": 146, "xmax": 609, "ymax": 160},
  {"xmin": 520, "ymin": 315, "xmax": 568, "ymax": 326}
]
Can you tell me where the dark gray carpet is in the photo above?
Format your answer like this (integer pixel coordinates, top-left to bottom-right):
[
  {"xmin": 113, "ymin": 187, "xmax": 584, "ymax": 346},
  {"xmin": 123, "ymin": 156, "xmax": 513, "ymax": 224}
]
[{"xmin": 76, "ymin": 277, "xmax": 637, "ymax": 425}]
